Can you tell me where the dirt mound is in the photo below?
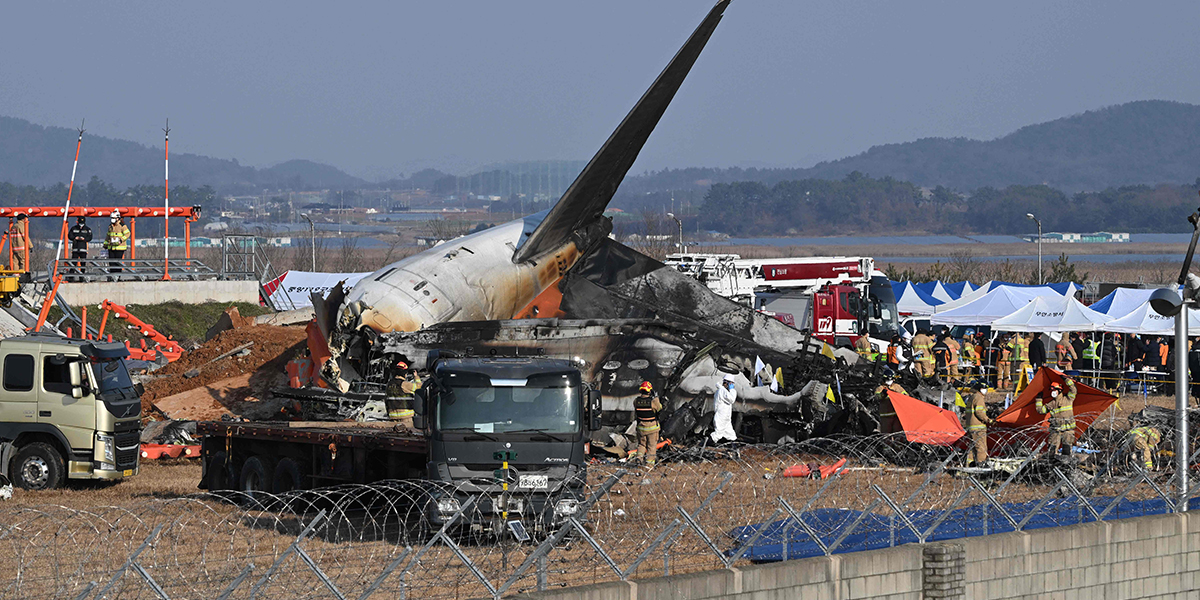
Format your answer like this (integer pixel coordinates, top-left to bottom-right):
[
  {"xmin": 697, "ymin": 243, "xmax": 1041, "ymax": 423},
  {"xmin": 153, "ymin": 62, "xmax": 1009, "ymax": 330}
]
[{"xmin": 142, "ymin": 324, "xmax": 307, "ymax": 417}]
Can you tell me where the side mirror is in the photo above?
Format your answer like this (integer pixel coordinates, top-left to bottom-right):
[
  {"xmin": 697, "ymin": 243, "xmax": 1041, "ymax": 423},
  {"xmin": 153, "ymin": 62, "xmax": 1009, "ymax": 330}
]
[
  {"xmin": 134, "ymin": 382, "xmax": 145, "ymax": 397},
  {"xmin": 587, "ymin": 389, "xmax": 603, "ymax": 431},
  {"xmin": 413, "ymin": 387, "xmax": 427, "ymax": 417},
  {"xmin": 68, "ymin": 362, "xmax": 86, "ymax": 399}
]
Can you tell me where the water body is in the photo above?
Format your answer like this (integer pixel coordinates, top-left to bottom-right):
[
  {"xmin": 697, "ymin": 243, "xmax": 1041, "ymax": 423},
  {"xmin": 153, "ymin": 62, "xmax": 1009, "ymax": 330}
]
[
  {"xmin": 879, "ymin": 254, "xmax": 1184, "ymax": 264},
  {"xmin": 707, "ymin": 233, "xmax": 1194, "ymax": 246}
]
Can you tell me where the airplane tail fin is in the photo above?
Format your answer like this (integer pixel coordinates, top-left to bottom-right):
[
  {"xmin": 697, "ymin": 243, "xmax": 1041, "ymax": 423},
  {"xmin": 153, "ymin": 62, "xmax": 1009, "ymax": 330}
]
[{"xmin": 513, "ymin": 0, "xmax": 730, "ymax": 263}]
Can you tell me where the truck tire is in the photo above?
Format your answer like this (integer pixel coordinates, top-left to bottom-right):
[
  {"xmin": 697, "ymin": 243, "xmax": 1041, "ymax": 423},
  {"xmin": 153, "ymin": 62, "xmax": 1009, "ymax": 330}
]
[
  {"xmin": 239, "ymin": 456, "xmax": 276, "ymax": 494},
  {"xmin": 206, "ymin": 451, "xmax": 238, "ymax": 491},
  {"xmin": 10, "ymin": 442, "xmax": 64, "ymax": 490},
  {"xmin": 272, "ymin": 458, "xmax": 306, "ymax": 493}
]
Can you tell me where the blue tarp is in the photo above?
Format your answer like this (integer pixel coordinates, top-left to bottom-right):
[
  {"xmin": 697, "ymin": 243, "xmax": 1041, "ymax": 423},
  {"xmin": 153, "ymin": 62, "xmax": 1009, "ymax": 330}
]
[{"xmin": 728, "ymin": 496, "xmax": 1172, "ymax": 563}]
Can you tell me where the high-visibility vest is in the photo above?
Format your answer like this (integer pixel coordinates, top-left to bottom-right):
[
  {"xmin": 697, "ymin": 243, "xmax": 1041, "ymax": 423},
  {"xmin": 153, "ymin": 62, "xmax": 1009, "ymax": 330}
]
[
  {"xmin": 634, "ymin": 395, "xmax": 661, "ymax": 432},
  {"xmin": 1081, "ymin": 341, "xmax": 1099, "ymax": 360},
  {"xmin": 912, "ymin": 336, "xmax": 934, "ymax": 363},
  {"xmin": 106, "ymin": 225, "xmax": 129, "ymax": 251},
  {"xmin": 961, "ymin": 345, "xmax": 978, "ymax": 366}
]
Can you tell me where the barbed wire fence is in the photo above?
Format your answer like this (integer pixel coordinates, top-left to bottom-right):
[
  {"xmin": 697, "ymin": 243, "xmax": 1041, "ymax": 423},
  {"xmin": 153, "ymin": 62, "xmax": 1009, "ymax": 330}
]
[{"xmin": 2, "ymin": 414, "xmax": 1198, "ymax": 600}]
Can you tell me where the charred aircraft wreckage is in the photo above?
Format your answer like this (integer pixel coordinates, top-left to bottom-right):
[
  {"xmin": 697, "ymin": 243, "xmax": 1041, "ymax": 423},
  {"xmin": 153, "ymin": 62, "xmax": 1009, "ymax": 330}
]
[{"xmin": 305, "ymin": 1, "xmax": 896, "ymax": 446}]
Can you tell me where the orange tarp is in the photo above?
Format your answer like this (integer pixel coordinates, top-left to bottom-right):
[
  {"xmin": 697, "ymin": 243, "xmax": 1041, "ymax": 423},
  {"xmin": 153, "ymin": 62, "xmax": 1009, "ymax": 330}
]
[
  {"xmin": 885, "ymin": 390, "xmax": 965, "ymax": 446},
  {"xmin": 991, "ymin": 367, "xmax": 1118, "ymax": 449}
]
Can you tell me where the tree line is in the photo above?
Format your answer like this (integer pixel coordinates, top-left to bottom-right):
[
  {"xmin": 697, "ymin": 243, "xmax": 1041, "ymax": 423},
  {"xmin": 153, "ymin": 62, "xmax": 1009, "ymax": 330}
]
[{"xmin": 695, "ymin": 173, "xmax": 1200, "ymax": 236}]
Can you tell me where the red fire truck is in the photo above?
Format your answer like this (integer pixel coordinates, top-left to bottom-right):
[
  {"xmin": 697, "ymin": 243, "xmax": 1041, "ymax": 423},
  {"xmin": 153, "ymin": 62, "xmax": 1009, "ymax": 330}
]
[{"xmin": 664, "ymin": 253, "xmax": 900, "ymax": 350}]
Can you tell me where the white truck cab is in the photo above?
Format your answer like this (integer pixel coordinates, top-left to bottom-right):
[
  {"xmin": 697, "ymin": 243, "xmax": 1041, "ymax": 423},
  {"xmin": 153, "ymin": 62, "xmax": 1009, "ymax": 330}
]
[{"xmin": 0, "ymin": 334, "xmax": 142, "ymax": 490}]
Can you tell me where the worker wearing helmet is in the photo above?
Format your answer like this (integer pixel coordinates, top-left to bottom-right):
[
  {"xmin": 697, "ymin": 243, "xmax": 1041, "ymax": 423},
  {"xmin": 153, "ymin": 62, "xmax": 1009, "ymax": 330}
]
[
  {"xmin": 632, "ymin": 381, "xmax": 663, "ymax": 466},
  {"xmin": 68, "ymin": 216, "xmax": 92, "ymax": 282},
  {"xmin": 103, "ymin": 211, "xmax": 129, "ymax": 277},
  {"xmin": 9, "ymin": 214, "xmax": 28, "ymax": 272},
  {"xmin": 710, "ymin": 373, "xmax": 738, "ymax": 444},
  {"xmin": 1127, "ymin": 425, "xmax": 1161, "ymax": 472},
  {"xmin": 386, "ymin": 360, "xmax": 422, "ymax": 428},
  {"xmin": 874, "ymin": 372, "xmax": 906, "ymax": 435},
  {"xmin": 965, "ymin": 380, "xmax": 994, "ymax": 467},
  {"xmin": 1036, "ymin": 377, "xmax": 1077, "ymax": 455}
]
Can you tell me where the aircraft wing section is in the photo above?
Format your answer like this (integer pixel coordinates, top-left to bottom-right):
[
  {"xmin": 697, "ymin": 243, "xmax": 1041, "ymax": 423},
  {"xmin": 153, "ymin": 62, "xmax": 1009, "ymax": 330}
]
[{"xmin": 513, "ymin": 0, "xmax": 730, "ymax": 263}]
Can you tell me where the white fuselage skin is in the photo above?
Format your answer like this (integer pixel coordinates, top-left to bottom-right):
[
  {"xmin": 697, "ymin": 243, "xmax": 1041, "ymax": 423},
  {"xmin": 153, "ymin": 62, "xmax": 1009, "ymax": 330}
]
[{"xmin": 340, "ymin": 213, "xmax": 578, "ymax": 334}]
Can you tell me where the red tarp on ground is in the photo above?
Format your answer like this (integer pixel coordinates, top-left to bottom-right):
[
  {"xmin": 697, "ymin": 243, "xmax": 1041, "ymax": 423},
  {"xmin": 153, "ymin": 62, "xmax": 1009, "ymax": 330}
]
[
  {"xmin": 991, "ymin": 367, "xmax": 1118, "ymax": 449},
  {"xmin": 885, "ymin": 390, "xmax": 965, "ymax": 446}
]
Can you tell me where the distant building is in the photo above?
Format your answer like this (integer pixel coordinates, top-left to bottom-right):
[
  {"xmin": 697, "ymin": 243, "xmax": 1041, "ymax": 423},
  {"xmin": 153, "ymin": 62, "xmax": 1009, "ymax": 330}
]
[
  {"xmin": 415, "ymin": 236, "xmax": 449, "ymax": 247},
  {"xmin": 1024, "ymin": 231, "xmax": 1130, "ymax": 243}
]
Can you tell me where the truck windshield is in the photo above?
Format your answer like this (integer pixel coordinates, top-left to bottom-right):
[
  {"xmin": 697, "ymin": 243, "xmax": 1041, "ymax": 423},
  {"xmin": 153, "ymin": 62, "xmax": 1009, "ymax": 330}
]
[
  {"xmin": 93, "ymin": 358, "xmax": 134, "ymax": 393},
  {"xmin": 867, "ymin": 276, "xmax": 900, "ymax": 338},
  {"xmin": 437, "ymin": 373, "xmax": 581, "ymax": 435}
]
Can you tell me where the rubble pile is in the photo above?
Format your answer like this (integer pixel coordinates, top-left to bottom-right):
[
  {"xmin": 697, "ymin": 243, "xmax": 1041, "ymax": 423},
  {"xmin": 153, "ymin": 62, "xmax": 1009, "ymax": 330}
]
[{"xmin": 140, "ymin": 324, "xmax": 307, "ymax": 419}]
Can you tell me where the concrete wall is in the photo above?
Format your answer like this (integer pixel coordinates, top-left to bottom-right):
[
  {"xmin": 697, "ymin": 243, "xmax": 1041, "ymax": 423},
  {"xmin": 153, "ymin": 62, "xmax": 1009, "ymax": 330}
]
[
  {"xmin": 516, "ymin": 511, "xmax": 1198, "ymax": 600},
  {"xmin": 56, "ymin": 280, "xmax": 258, "ymax": 306}
]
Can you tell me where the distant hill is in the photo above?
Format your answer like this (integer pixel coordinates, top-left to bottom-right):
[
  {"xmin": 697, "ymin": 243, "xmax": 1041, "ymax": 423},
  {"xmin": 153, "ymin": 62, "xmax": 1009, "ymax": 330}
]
[
  {"xmin": 611, "ymin": 100, "xmax": 1200, "ymax": 207},
  {"xmin": 799, "ymin": 100, "xmax": 1200, "ymax": 192},
  {"xmin": 0, "ymin": 116, "xmax": 365, "ymax": 192}
]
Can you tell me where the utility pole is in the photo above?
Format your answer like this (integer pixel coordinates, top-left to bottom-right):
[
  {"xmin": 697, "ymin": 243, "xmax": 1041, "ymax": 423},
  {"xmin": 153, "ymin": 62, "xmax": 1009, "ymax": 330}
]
[
  {"xmin": 667, "ymin": 212, "xmax": 683, "ymax": 253},
  {"xmin": 301, "ymin": 213, "xmax": 316, "ymax": 271},
  {"xmin": 1148, "ymin": 199, "xmax": 1200, "ymax": 511},
  {"xmin": 1026, "ymin": 213, "xmax": 1043, "ymax": 284}
]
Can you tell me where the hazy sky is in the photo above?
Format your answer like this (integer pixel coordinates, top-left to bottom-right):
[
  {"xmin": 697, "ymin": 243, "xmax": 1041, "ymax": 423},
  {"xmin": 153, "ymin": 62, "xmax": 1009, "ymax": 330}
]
[{"xmin": 3, "ymin": 1, "xmax": 1198, "ymax": 180}]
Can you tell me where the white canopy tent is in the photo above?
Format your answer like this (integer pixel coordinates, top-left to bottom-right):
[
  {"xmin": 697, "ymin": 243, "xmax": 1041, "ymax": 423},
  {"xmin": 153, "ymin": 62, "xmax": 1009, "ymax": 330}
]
[
  {"xmin": 894, "ymin": 281, "xmax": 943, "ymax": 315},
  {"xmin": 990, "ymin": 295, "xmax": 1112, "ymax": 332},
  {"xmin": 1089, "ymin": 288, "xmax": 1159, "ymax": 316},
  {"xmin": 1102, "ymin": 301, "xmax": 1200, "ymax": 334},
  {"xmin": 934, "ymin": 281, "xmax": 1075, "ymax": 313},
  {"xmin": 930, "ymin": 286, "xmax": 1044, "ymax": 326}
]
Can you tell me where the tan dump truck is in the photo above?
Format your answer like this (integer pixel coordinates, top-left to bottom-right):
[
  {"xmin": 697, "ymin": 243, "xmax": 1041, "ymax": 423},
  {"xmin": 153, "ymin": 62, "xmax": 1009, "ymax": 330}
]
[{"xmin": 0, "ymin": 334, "xmax": 142, "ymax": 490}]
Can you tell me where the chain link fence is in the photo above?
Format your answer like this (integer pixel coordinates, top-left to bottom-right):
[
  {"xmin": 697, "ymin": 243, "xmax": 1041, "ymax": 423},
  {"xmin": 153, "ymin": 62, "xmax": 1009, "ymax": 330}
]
[{"xmin": 1, "ymin": 415, "xmax": 1196, "ymax": 599}]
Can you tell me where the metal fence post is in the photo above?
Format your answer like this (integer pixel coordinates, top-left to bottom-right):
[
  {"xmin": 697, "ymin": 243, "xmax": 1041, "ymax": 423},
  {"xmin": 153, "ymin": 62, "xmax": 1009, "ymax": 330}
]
[
  {"xmin": 726, "ymin": 507, "xmax": 784, "ymax": 566},
  {"xmin": 1054, "ymin": 467, "xmax": 1101, "ymax": 523},
  {"xmin": 967, "ymin": 476, "xmax": 1019, "ymax": 531},
  {"xmin": 778, "ymin": 497, "xmax": 830, "ymax": 557},
  {"xmin": 248, "ymin": 510, "xmax": 327, "ymax": 600},
  {"xmin": 215, "ymin": 564, "xmax": 255, "ymax": 600},
  {"xmin": 494, "ymin": 470, "xmax": 626, "ymax": 597},
  {"xmin": 621, "ymin": 520, "xmax": 679, "ymax": 580},
  {"xmin": 872, "ymin": 484, "xmax": 924, "ymax": 544},
  {"xmin": 94, "ymin": 524, "xmax": 164, "ymax": 600},
  {"xmin": 827, "ymin": 496, "xmax": 884, "ymax": 554},
  {"xmin": 360, "ymin": 496, "xmax": 478, "ymax": 600},
  {"xmin": 536, "ymin": 554, "xmax": 548, "ymax": 591}
]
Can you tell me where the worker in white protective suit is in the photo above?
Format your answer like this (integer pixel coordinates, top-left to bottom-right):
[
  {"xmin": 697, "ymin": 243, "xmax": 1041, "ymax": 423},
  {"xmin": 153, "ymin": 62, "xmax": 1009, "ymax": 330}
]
[{"xmin": 710, "ymin": 373, "xmax": 738, "ymax": 443}]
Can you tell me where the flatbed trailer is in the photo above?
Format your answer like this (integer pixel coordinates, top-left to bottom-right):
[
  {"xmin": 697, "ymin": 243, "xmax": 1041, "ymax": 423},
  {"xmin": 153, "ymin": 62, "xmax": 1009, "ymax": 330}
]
[{"xmin": 198, "ymin": 420, "xmax": 429, "ymax": 492}]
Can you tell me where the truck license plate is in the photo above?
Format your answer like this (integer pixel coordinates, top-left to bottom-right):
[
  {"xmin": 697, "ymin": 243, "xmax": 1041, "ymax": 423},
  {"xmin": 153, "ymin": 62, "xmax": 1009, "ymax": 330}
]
[
  {"xmin": 519, "ymin": 474, "xmax": 548, "ymax": 490},
  {"xmin": 123, "ymin": 469, "xmax": 133, "ymax": 477}
]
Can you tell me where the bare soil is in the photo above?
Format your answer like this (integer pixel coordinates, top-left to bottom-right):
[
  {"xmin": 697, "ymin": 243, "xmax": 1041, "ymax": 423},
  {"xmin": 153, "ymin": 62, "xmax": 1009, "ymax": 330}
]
[{"xmin": 141, "ymin": 324, "xmax": 307, "ymax": 418}]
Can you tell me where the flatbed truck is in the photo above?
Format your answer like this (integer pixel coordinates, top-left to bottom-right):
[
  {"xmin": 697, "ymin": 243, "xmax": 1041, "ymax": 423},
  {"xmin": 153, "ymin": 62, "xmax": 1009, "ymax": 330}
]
[{"xmin": 199, "ymin": 356, "xmax": 602, "ymax": 533}]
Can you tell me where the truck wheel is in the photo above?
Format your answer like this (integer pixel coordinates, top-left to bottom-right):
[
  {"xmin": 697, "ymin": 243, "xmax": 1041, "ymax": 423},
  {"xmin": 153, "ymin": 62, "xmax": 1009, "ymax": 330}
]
[
  {"xmin": 239, "ymin": 456, "xmax": 276, "ymax": 494},
  {"xmin": 10, "ymin": 442, "xmax": 64, "ymax": 490},
  {"xmin": 206, "ymin": 451, "xmax": 238, "ymax": 491},
  {"xmin": 272, "ymin": 458, "xmax": 306, "ymax": 493}
]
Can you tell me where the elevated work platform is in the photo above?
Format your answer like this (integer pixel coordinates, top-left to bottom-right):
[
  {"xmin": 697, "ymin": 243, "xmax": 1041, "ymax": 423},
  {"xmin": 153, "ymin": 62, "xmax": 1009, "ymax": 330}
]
[{"xmin": 55, "ymin": 280, "xmax": 258, "ymax": 307}]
